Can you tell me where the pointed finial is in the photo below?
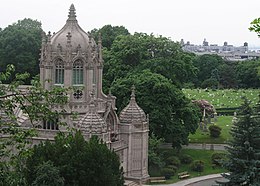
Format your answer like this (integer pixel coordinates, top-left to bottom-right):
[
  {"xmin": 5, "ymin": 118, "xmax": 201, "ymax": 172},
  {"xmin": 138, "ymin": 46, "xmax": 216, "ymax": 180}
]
[
  {"xmin": 98, "ymin": 32, "xmax": 102, "ymax": 45},
  {"xmin": 131, "ymin": 85, "xmax": 136, "ymax": 100},
  {"xmin": 67, "ymin": 4, "xmax": 77, "ymax": 21}
]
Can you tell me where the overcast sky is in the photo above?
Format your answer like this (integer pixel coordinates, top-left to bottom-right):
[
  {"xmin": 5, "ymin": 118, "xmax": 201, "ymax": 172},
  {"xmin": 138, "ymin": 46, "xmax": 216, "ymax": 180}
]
[{"xmin": 1, "ymin": 0, "xmax": 260, "ymax": 48}]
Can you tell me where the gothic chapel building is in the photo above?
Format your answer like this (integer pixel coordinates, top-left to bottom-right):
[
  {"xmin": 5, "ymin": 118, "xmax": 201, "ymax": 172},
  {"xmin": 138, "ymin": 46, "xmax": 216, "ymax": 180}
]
[{"xmin": 33, "ymin": 4, "xmax": 149, "ymax": 183}]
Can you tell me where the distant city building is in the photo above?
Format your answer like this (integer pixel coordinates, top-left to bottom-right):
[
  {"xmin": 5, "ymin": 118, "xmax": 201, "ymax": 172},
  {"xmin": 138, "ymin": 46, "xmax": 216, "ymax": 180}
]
[
  {"xmin": 181, "ymin": 39, "xmax": 260, "ymax": 61},
  {"xmin": 182, "ymin": 38, "xmax": 248, "ymax": 53}
]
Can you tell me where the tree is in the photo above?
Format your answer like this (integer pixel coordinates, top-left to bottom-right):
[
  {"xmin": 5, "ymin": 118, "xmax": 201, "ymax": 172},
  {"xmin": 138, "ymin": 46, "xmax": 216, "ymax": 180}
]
[
  {"xmin": 25, "ymin": 132, "xmax": 124, "ymax": 186},
  {"xmin": 103, "ymin": 33, "xmax": 197, "ymax": 91},
  {"xmin": 110, "ymin": 70, "xmax": 200, "ymax": 150},
  {"xmin": 0, "ymin": 65, "xmax": 69, "ymax": 185},
  {"xmin": 235, "ymin": 60, "xmax": 260, "ymax": 88},
  {"xmin": 249, "ymin": 18, "xmax": 260, "ymax": 37},
  {"xmin": 90, "ymin": 25, "xmax": 130, "ymax": 50},
  {"xmin": 192, "ymin": 54, "xmax": 225, "ymax": 87},
  {"xmin": 0, "ymin": 18, "xmax": 42, "ymax": 84},
  {"xmin": 32, "ymin": 161, "xmax": 64, "ymax": 186},
  {"xmin": 223, "ymin": 97, "xmax": 260, "ymax": 185}
]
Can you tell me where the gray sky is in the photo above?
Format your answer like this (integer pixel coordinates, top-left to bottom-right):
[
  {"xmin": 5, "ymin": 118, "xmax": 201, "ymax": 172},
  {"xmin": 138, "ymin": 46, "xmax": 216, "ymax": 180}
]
[{"xmin": 1, "ymin": 0, "xmax": 260, "ymax": 47}]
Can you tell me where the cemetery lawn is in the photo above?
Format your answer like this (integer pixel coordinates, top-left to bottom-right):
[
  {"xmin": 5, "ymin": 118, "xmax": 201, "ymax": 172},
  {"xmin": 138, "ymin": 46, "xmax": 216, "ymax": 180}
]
[
  {"xmin": 150, "ymin": 149, "xmax": 226, "ymax": 184},
  {"xmin": 188, "ymin": 116, "xmax": 233, "ymax": 144},
  {"xmin": 183, "ymin": 88, "xmax": 259, "ymax": 108}
]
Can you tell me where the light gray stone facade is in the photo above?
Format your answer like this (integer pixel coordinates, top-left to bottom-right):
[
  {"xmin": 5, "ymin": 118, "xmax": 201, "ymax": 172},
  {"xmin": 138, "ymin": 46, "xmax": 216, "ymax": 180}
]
[{"xmin": 32, "ymin": 4, "xmax": 149, "ymax": 183}]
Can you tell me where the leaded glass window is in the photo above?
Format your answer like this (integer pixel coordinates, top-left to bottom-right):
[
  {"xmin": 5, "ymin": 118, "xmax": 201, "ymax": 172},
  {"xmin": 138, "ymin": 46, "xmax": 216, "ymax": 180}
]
[
  {"xmin": 55, "ymin": 60, "xmax": 64, "ymax": 84},
  {"xmin": 73, "ymin": 60, "xmax": 83, "ymax": 85}
]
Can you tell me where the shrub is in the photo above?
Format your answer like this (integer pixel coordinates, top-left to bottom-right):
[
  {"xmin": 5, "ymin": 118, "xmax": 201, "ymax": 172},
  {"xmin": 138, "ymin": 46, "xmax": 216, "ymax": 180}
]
[
  {"xmin": 209, "ymin": 125, "xmax": 222, "ymax": 138},
  {"xmin": 166, "ymin": 165, "xmax": 178, "ymax": 172},
  {"xmin": 179, "ymin": 154, "xmax": 193, "ymax": 164},
  {"xmin": 161, "ymin": 168, "xmax": 175, "ymax": 180},
  {"xmin": 165, "ymin": 156, "xmax": 181, "ymax": 167},
  {"xmin": 211, "ymin": 152, "xmax": 226, "ymax": 166},
  {"xmin": 191, "ymin": 160, "xmax": 205, "ymax": 172}
]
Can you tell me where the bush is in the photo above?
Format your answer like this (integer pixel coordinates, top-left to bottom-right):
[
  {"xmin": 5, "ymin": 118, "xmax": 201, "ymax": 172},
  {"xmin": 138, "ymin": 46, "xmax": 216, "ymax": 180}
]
[
  {"xmin": 165, "ymin": 156, "xmax": 181, "ymax": 167},
  {"xmin": 191, "ymin": 160, "xmax": 205, "ymax": 172},
  {"xmin": 161, "ymin": 168, "xmax": 175, "ymax": 180},
  {"xmin": 209, "ymin": 125, "xmax": 222, "ymax": 138},
  {"xmin": 179, "ymin": 154, "xmax": 193, "ymax": 164},
  {"xmin": 211, "ymin": 152, "xmax": 226, "ymax": 166},
  {"xmin": 166, "ymin": 165, "xmax": 178, "ymax": 172}
]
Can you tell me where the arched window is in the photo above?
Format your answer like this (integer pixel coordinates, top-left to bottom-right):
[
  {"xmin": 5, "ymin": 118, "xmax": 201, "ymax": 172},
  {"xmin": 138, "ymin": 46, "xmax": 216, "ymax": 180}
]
[
  {"xmin": 55, "ymin": 59, "xmax": 64, "ymax": 84},
  {"xmin": 43, "ymin": 119, "xmax": 59, "ymax": 130},
  {"xmin": 73, "ymin": 60, "xmax": 83, "ymax": 85}
]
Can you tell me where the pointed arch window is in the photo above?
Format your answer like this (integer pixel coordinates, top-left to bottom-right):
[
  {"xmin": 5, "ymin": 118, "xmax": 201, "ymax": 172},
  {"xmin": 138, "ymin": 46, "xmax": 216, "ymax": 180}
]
[
  {"xmin": 73, "ymin": 60, "xmax": 83, "ymax": 85},
  {"xmin": 55, "ymin": 59, "xmax": 64, "ymax": 84}
]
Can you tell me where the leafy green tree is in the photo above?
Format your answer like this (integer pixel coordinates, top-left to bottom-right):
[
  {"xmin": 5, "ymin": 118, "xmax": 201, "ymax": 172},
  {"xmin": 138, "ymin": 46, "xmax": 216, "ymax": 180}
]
[
  {"xmin": 235, "ymin": 60, "xmax": 260, "ymax": 88},
  {"xmin": 218, "ymin": 62, "xmax": 238, "ymax": 88},
  {"xmin": 32, "ymin": 161, "xmax": 64, "ymax": 186},
  {"xmin": 148, "ymin": 133, "xmax": 164, "ymax": 170},
  {"xmin": 223, "ymin": 97, "xmax": 260, "ymax": 185},
  {"xmin": 25, "ymin": 132, "xmax": 124, "ymax": 186},
  {"xmin": 249, "ymin": 17, "xmax": 260, "ymax": 37},
  {"xmin": 103, "ymin": 33, "xmax": 197, "ymax": 91},
  {"xmin": 90, "ymin": 25, "xmax": 129, "ymax": 50},
  {"xmin": 0, "ymin": 65, "xmax": 68, "ymax": 186},
  {"xmin": 192, "ymin": 54, "xmax": 225, "ymax": 87},
  {"xmin": 110, "ymin": 70, "xmax": 200, "ymax": 150},
  {"xmin": 0, "ymin": 18, "xmax": 42, "ymax": 84}
]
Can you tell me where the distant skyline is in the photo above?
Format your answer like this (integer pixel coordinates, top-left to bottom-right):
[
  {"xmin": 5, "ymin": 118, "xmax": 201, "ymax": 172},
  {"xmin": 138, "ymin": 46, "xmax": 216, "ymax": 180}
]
[{"xmin": 1, "ymin": 0, "xmax": 260, "ymax": 47}]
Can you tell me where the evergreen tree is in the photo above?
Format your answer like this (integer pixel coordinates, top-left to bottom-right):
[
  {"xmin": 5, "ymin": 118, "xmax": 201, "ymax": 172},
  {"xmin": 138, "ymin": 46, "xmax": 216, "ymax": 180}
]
[{"xmin": 223, "ymin": 97, "xmax": 260, "ymax": 185}]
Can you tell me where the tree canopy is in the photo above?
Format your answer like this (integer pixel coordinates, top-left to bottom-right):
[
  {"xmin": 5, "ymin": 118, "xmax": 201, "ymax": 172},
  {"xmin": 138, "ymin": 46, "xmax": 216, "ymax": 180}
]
[
  {"xmin": 90, "ymin": 25, "xmax": 130, "ymax": 50},
  {"xmin": 223, "ymin": 97, "xmax": 260, "ymax": 185},
  {"xmin": 0, "ymin": 18, "xmax": 42, "ymax": 84},
  {"xmin": 25, "ymin": 132, "xmax": 124, "ymax": 186},
  {"xmin": 110, "ymin": 70, "xmax": 200, "ymax": 149}
]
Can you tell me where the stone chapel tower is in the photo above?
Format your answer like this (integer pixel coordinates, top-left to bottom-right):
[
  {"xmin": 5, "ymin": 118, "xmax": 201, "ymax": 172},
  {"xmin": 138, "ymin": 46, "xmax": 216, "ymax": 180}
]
[{"xmin": 37, "ymin": 4, "xmax": 149, "ymax": 184}]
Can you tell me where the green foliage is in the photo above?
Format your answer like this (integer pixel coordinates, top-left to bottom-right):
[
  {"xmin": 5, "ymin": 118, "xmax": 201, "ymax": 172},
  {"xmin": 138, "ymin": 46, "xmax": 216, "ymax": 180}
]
[
  {"xmin": 103, "ymin": 33, "xmax": 197, "ymax": 91},
  {"xmin": 179, "ymin": 154, "xmax": 193, "ymax": 164},
  {"xmin": 148, "ymin": 133, "xmax": 164, "ymax": 168},
  {"xmin": 32, "ymin": 161, "xmax": 64, "ymax": 186},
  {"xmin": 25, "ymin": 132, "xmax": 124, "ymax": 186},
  {"xmin": 211, "ymin": 152, "xmax": 226, "ymax": 166},
  {"xmin": 235, "ymin": 60, "xmax": 260, "ymax": 88},
  {"xmin": 201, "ymin": 78, "xmax": 219, "ymax": 89},
  {"xmin": 223, "ymin": 97, "xmax": 260, "ymax": 185},
  {"xmin": 249, "ymin": 17, "xmax": 260, "ymax": 37},
  {"xmin": 208, "ymin": 125, "xmax": 222, "ymax": 138},
  {"xmin": 190, "ymin": 160, "xmax": 205, "ymax": 172},
  {"xmin": 110, "ymin": 70, "xmax": 200, "ymax": 149},
  {"xmin": 0, "ymin": 18, "xmax": 42, "ymax": 84},
  {"xmin": 0, "ymin": 65, "xmax": 69, "ymax": 185},
  {"xmin": 165, "ymin": 156, "xmax": 181, "ymax": 168},
  {"xmin": 90, "ymin": 25, "xmax": 130, "ymax": 50},
  {"xmin": 161, "ymin": 168, "xmax": 175, "ymax": 179},
  {"xmin": 192, "ymin": 54, "xmax": 224, "ymax": 87}
]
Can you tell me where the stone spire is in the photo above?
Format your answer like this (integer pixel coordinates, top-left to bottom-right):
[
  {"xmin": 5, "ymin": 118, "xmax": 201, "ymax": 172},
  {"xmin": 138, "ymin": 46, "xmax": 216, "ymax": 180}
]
[
  {"xmin": 67, "ymin": 4, "xmax": 77, "ymax": 22},
  {"xmin": 129, "ymin": 85, "xmax": 137, "ymax": 105},
  {"xmin": 119, "ymin": 85, "xmax": 146, "ymax": 123}
]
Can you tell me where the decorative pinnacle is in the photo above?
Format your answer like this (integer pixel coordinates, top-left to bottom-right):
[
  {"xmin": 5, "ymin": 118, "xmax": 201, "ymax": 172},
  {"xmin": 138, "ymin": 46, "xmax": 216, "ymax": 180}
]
[
  {"xmin": 131, "ymin": 85, "xmax": 136, "ymax": 100},
  {"xmin": 98, "ymin": 32, "xmax": 102, "ymax": 45},
  {"xmin": 67, "ymin": 4, "xmax": 77, "ymax": 21}
]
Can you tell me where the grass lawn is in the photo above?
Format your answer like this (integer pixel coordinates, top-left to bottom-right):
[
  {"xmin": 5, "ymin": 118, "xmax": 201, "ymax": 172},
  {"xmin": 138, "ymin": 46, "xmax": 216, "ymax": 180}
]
[
  {"xmin": 183, "ymin": 88, "xmax": 259, "ymax": 108},
  {"xmin": 189, "ymin": 116, "xmax": 233, "ymax": 144},
  {"xmin": 149, "ymin": 149, "xmax": 226, "ymax": 184}
]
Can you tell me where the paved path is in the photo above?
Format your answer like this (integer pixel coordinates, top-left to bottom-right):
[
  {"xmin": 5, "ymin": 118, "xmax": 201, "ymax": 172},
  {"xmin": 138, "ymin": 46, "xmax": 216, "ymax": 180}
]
[
  {"xmin": 160, "ymin": 143, "xmax": 227, "ymax": 151},
  {"xmin": 144, "ymin": 173, "xmax": 226, "ymax": 186}
]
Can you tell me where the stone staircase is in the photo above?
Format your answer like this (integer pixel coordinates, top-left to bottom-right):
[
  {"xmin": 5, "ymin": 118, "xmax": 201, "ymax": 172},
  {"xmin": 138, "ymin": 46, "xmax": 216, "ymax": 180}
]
[{"xmin": 124, "ymin": 180, "xmax": 140, "ymax": 186}]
